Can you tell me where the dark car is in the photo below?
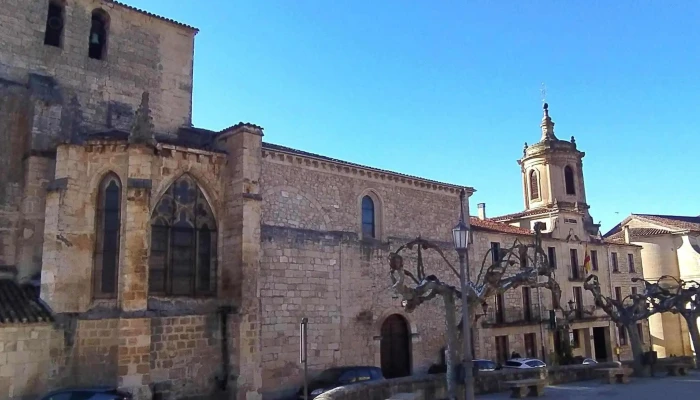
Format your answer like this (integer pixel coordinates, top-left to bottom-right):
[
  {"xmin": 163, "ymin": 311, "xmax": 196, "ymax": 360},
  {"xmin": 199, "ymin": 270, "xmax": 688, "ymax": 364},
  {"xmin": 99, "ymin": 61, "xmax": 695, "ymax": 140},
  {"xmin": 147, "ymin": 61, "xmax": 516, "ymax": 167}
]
[
  {"xmin": 297, "ymin": 366, "xmax": 384, "ymax": 399},
  {"xmin": 39, "ymin": 386, "xmax": 133, "ymax": 400}
]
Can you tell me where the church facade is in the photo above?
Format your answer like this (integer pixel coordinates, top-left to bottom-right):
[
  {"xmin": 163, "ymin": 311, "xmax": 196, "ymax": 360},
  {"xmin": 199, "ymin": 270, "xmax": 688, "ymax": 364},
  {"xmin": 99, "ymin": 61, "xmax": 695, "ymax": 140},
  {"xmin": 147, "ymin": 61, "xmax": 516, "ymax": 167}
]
[
  {"xmin": 0, "ymin": 2, "xmax": 647, "ymax": 400},
  {"xmin": 605, "ymin": 214, "xmax": 700, "ymax": 358}
]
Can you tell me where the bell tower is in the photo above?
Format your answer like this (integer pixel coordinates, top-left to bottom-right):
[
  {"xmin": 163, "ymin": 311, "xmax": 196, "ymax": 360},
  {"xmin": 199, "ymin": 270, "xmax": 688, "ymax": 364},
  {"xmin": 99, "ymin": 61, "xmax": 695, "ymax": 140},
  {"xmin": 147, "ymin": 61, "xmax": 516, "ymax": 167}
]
[{"xmin": 517, "ymin": 103, "xmax": 599, "ymax": 236}]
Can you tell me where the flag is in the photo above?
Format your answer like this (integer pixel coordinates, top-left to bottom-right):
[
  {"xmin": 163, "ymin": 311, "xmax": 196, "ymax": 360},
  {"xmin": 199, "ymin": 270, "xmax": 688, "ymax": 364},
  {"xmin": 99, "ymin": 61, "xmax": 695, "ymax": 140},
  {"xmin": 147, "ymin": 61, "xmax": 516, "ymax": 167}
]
[{"xmin": 583, "ymin": 244, "xmax": 592, "ymax": 275}]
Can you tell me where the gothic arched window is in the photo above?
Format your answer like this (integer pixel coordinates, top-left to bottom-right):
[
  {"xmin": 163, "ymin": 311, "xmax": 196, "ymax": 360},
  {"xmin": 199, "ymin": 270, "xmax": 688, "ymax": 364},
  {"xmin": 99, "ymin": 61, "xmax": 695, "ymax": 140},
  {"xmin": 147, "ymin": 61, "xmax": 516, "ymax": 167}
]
[
  {"xmin": 149, "ymin": 175, "xmax": 217, "ymax": 296},
  {"xmin": 89, "ymin": 9, "xmax": 109, "ymax": 60},
  {"xmin": 93, "ymin": 173, "xmax": 121, "ymax": 298},
  {"xmin": 529, "ymin": 170, "xmax": 539, "ymax": 200},
  {"xmin": 361, "ymin": 195, "xmax": 375, "ymax": 239},
  {"xmin": 564, "ymin": 166, "xmax": 576, "ymax": 195}
]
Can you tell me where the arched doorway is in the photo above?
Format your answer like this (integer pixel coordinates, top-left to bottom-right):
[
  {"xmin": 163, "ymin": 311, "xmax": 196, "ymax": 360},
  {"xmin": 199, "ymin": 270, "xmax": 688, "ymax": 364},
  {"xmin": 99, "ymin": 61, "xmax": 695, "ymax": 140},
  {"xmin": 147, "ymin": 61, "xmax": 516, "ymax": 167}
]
[{"xmin": 380, "ymin": 314, "xmax": 411, "ymax": 378}]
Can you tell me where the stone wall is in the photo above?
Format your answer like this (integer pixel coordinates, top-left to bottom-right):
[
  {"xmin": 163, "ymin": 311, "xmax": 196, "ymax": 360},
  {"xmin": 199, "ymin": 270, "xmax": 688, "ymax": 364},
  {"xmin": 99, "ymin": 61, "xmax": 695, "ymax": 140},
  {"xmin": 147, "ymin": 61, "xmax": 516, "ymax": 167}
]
[
  {"xmin": 258, "ymin": 149, "xmax": 466, "ymax": 398},
  {"xmin": 149, "ymin": 315, "xmax": 223, "ymax": 399},
  {"xmin": 0, "ymin": 324, "xmax": 67, "ymax": 399},
  {"xmin": 0, "ymin": 0, "xmax": 197, "ymax": 281},
  {"xmin": 41, "ymin": 141, "xmax": 225, "ymax": 313}
]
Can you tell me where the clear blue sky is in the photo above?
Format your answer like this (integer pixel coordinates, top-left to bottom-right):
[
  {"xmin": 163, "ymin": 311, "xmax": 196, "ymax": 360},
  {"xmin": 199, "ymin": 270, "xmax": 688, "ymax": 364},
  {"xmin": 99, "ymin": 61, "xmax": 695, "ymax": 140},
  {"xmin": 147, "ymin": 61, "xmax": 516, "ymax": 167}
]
[{"xmin": 127, "ymin": 0, "xmax": 699, "ymax": 233}]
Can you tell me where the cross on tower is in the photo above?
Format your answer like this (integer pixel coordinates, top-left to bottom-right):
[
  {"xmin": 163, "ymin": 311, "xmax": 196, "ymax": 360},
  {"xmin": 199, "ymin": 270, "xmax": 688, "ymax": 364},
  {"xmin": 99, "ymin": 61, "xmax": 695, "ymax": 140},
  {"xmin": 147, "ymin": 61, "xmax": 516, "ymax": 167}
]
[{"xmin": 540, "ymin": 82, "xmax": 547, "ymax": 105}]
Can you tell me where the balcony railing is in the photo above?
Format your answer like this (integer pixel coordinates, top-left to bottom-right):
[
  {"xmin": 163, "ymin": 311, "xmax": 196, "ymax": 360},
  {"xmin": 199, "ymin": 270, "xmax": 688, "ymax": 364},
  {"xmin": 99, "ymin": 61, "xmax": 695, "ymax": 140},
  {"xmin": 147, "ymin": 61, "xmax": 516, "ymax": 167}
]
[
  {"xmin": 482, "ymin": 306, "xmax": 547, "ymax": 327},
  {"xmin": 568, "ymin": 265, "xmax": 586, "ymax": 281}
]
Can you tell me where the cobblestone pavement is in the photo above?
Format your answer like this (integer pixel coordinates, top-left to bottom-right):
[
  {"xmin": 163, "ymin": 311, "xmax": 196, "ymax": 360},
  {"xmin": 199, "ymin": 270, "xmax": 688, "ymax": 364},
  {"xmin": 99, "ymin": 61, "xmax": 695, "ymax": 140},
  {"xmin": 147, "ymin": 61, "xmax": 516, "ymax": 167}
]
[{"xmin": 478, "ymin": 371, "xmax": 700, "ymax": 399}]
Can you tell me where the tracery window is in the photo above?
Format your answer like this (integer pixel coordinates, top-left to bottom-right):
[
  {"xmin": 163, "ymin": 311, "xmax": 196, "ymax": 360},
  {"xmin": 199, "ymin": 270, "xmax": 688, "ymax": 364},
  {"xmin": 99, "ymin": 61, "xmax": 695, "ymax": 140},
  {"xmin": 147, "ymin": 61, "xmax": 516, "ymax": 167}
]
[
  {"xmin": 149, "ymin": 175, "xmax": 217, "ymax": 296},
  {"xmin": 93, "ymin": 173, "xmax": 121, "ymax": 298}
]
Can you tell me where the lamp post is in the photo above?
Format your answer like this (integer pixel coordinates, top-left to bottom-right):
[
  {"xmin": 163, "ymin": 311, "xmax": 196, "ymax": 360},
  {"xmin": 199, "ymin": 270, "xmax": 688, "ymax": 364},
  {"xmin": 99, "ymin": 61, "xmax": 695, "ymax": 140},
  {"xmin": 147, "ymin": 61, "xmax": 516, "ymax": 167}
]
[{"xmin": 452, "ymin": 188, "xmax": 474, "ymax": 400}]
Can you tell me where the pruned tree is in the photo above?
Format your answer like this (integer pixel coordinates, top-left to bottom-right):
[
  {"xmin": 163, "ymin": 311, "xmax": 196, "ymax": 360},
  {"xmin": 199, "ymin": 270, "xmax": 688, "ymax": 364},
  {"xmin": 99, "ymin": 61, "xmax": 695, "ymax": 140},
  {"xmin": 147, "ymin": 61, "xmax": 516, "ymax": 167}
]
[
  {"xmin": 633, "ymin": 275, "xmax": 700, "ymax": 368},
  {"xmin": 583, "ymin": 275, "xmax": 655, "ymax": 376},
  {"xmin": 388, "ymin": 223, "xmax": 560, "ymax": 399}
]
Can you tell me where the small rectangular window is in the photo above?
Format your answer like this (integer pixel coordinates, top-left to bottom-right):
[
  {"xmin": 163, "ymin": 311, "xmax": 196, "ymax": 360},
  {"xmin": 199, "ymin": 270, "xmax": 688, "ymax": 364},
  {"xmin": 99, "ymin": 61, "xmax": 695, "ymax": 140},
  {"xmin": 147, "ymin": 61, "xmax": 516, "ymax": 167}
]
[
  {"xmin": 524, "ymin": 333, "xmax": 537, "ymax": 358},
  {"xmin": 615, "ymin": 287, "xmax": 622, "ymax": 301},
  {"xmin": 631, "ymin": 287, "xmax": 638, "ymax": 296},
  {"xmin": 570, "ymin": 248, "xmax": 580, "ymax": 279},
  {"xmin": 619, "ymin": 325, "xmax": 627, "ymax": 345},
  {"xmin": 591, "ymin": 250, "xmax": 598, "ymax": 271},
  {"xmin": 548, "ymin": 247, "xmax": 557, "ymax": 269},
  {"xmin": 495, "ymin": 335, "xmax": 509, "ymax": 365},
  {"xmin": 491, "ymin": 242, "xmax": 501, "ymax": 264},
  {"xmin": 628, "ymin": 253, "xmax": 635, "ymax": 273},
  {"xmin": 572, "ymin": 329, "xmax": 581, "ymax": 348},
  {"xmin": 611, "ymin": 252, "xmax": 619, "ymax": 272}
]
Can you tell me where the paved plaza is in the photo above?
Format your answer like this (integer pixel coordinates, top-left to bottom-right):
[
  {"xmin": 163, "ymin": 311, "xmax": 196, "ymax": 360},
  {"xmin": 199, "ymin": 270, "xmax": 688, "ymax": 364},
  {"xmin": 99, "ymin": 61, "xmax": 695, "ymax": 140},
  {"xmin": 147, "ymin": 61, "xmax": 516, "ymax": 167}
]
[{"xmin": 478, "ymin": 370, "xmax": 700, "ymax": 399}]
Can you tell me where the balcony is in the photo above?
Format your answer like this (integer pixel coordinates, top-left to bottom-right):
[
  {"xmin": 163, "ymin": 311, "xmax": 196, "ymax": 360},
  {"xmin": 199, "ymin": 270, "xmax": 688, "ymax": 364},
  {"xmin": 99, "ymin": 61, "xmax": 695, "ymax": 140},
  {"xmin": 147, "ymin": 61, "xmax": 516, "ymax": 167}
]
[
  {"xmin": 481, "ymin": 306, "xmax": 547, "ymax": 327},
  {"xmin": 568, "ymin": 265, "xmax": 586, "ymax": 281}
]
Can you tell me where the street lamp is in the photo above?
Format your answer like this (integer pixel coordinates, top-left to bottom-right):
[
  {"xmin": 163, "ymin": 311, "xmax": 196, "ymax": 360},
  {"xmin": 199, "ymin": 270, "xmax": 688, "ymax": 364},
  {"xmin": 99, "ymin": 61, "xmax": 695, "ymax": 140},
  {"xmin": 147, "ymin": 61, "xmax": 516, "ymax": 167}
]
[{"xmin": 452, "ymin": 188, "xmax": 474, "ymax": 400}]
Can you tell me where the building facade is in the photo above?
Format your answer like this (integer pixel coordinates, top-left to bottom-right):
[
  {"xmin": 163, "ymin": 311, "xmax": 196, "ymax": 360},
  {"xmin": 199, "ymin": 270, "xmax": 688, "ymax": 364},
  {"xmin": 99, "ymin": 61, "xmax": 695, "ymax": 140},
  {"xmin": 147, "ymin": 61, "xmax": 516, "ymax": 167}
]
[
  {"xmin": 605, "ymin": 214, "xmax": 700, "ymax": 357},
  {"xmin": 0, "ymin": 2, "xmax": 649, "ymax": 400},
  {"xmin": 476, "ymin": 103, "xmax": 648, "ymax": 367}
]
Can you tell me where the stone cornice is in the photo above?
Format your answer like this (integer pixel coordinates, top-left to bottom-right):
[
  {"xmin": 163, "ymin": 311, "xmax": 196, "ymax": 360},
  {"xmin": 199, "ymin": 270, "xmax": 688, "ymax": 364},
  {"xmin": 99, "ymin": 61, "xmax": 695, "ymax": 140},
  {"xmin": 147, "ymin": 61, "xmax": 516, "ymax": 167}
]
[
  {"xmin": 261, "ymin": 147, "xmax": 470, "ymax": 196},
  {"xmin": 80, "ymin": 140, "xmax": 226, "ymax": 165}
]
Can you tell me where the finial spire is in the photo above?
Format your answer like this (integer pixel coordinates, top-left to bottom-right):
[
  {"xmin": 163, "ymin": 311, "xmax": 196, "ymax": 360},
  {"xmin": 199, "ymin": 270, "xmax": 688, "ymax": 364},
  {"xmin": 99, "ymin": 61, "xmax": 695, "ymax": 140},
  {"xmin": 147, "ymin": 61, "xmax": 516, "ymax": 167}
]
[
  {"xmin": 540, "ymin": 102, "xmax": 556, "ymax": 141},
  {"xmin": 129, "ymin": 91, "xmax": 156, "ymax": 147}
]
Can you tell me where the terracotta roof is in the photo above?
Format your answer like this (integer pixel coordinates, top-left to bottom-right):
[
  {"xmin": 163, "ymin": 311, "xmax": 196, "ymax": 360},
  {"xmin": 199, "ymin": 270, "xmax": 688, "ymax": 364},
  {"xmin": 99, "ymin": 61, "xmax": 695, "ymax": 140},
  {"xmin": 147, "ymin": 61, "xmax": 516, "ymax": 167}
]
[
  {"xmin": 632, "ymin": 214, "xmax": 700, "ymax": 232},
  {"xmin": 469, "ymin": 217, "xmax": 532, "ymax": 236},
  {"xmin": 605, "ymin": 227, "xmax": 673, "ymax": 243},
  {"xmin": 107, "ymin": 1, "xmax": 198, "ymax": 32},
  {"xmin": 604, "ymin": 214, "xmax": 700, "ymax": 238},
  {"xmin": 262, "ymin": 142, "xmax": 472, "ymax": 192},
  {"xmin": 490, "ymin": 207, "xmax": 556, "ymax": 221},
  {"xmin": 0, "ymin": 280, "xmax": 53, "ymax": 324}
]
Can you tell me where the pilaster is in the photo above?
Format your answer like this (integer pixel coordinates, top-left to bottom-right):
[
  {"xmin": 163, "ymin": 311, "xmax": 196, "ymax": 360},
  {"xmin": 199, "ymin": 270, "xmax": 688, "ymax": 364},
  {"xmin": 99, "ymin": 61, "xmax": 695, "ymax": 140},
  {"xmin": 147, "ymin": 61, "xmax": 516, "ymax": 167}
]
[
  {"xmin": 16, "ymin": 155, "xmax": 53, "ymax": 282},
  {"xmin": 117, "ymin": 317, "xmax": 153, "ymax": 399},
  {"xmin": 120, "ymin": 145, "xmax": 153, "ymax": 312},
  {"xmin": 216, "ymin": 123, "xmax": 264, "ymax": 400}
]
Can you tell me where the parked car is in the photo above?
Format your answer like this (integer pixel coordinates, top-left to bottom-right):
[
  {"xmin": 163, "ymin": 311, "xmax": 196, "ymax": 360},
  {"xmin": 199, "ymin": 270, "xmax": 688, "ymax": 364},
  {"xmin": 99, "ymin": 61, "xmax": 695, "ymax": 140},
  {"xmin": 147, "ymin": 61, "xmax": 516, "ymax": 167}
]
[
  {"xmin": 503, "ymin": 358, "xmax": 547, "ymax": 369},
  {"xmin": 39, "ymin": 386, "xmax": 133, "ymax": 400},
  {"xmin": 297, "ymin": 366, "xmax": 384, "ymax": 399},
  {"xmin": 427, "ymin": 359, "xmax": 499, "ymax": 375},
  {"xmin": 582, "ymin": 358, "xmax": 598, "ymax": 365},
  {"xmin": 473, "ymin": 359, "xmax": 499, "ymax": 371}
]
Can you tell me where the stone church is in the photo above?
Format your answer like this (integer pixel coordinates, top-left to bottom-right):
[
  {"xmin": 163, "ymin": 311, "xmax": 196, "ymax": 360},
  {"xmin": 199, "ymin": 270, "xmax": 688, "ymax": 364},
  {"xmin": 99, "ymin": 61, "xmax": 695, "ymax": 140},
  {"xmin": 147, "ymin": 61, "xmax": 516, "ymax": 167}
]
[{"xmin": 0, "ymin": 1, "xmax": 648, "ymax": 400}]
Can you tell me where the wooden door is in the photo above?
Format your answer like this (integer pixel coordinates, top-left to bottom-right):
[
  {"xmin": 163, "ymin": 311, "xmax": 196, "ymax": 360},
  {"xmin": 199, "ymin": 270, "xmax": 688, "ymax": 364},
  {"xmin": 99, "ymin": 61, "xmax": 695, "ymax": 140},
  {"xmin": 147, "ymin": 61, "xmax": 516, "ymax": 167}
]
[{"xmin": 380, "ymin": 314, "xmax": 411, "ymax": 378}]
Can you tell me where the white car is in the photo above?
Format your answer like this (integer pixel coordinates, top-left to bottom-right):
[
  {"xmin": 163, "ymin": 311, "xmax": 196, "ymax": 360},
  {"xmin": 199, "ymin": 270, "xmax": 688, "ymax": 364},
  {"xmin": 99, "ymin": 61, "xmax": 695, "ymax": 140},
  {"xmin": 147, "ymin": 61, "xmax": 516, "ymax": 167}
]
[
  {"xmin": 503, "ymin": 358, "xmax": 547, "ymax": 369},
  {"xmin": 582, "ymin": 358, "xmax": 598, "ymax": 365}
]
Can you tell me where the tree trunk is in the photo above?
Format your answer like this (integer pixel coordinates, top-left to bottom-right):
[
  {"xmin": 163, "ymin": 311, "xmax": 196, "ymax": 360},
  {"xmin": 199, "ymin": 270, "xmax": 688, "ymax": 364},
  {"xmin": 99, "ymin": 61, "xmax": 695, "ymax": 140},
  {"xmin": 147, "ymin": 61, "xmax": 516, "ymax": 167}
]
[
  {"xmin": 444, "ymin": 292, "xmax": 458, "ymax": 400},
  {"xmin": 625, "ymin": 323, "xmax": 647, "ymax": 377},
  {"xmin": 682, "ymin": 312, "xmax": 700, "ymax": 368}
]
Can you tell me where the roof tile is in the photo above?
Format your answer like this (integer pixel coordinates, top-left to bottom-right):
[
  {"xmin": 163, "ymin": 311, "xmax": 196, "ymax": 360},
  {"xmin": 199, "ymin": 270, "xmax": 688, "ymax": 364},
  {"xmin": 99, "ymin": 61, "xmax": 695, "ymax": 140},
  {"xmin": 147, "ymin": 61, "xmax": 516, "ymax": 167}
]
[
  {"xmin": 633, "ymin": 214, "xmax": 700, "ymax": 233},
  {"xmin": 470, "ymin": 217, "xmax": 532, "ymax": 236},
  {"xmin": 108, "ymin": 1, "xmax": 198, "ymax": 32},
  {"xmin": 0, "ymin": 280, "xmax": 53, "ymax": 324}
]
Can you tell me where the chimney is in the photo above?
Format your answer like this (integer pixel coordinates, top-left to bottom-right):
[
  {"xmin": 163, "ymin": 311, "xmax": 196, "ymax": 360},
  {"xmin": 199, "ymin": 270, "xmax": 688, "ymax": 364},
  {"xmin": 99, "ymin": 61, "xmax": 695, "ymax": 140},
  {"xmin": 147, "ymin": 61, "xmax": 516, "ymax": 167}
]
[
  {"xmin": 623, "ymin": 225, "xmax": 631, "ymax": 244},
  {"xmin": 477, "ymin": 203, "xmax": 486, "ymax": 220}
]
